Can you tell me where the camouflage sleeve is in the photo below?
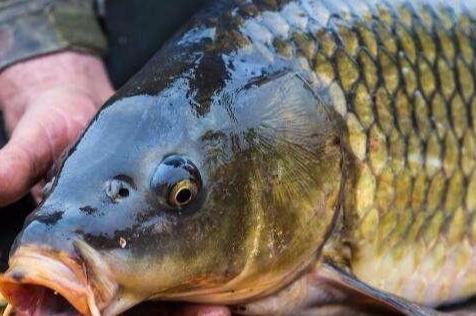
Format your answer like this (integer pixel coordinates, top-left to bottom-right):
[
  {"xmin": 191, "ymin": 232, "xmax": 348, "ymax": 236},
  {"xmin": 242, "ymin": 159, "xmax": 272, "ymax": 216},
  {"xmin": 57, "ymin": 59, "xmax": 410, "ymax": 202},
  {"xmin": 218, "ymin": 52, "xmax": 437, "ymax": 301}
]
[{"xmin": 0, "ymin": 0, "xmax": 107, "ymax": 71}]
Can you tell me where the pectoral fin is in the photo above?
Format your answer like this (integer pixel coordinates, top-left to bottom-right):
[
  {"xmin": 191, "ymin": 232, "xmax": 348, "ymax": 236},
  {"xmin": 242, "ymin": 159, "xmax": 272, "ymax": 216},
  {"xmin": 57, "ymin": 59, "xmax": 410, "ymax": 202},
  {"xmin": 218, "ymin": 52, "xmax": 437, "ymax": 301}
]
[
  {"xmin": 233, "ymin": 262, "xmax": 440, "ymax": 316},
  {"xmin": 317, "ymin": 262, "xmax": 440, "ymax": 316}
]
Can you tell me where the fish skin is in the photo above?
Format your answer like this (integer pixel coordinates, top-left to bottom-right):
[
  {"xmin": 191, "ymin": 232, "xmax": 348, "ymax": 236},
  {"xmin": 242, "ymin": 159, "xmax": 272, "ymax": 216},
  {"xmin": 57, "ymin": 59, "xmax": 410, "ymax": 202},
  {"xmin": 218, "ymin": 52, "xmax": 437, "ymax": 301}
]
[
  {"xmin": 165, "ymin": 0, "xmax": 476, "ymax": 307},
  {"xmin": 197, "ymin": 0, "xmax": 476, "ymax": 307},
  {"xmin": 289, "ymin": 0, "xmax": 476, "ymax": 306},
  {"xmin": 2, "ymin": 0, "xmax": 476, "ymax": 315}
]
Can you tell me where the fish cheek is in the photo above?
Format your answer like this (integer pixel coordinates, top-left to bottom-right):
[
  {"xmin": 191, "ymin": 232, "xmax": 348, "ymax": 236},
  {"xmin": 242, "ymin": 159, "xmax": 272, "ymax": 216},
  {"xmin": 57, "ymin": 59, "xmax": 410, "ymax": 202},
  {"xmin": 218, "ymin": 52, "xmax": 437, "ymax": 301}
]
[
  {"xmin": 73, "ymin": 191, "xmax": 248, "ymax": 296},
  {"xmin": 180, "ymin": 73, "xmax": 347, "ymax": 298}
]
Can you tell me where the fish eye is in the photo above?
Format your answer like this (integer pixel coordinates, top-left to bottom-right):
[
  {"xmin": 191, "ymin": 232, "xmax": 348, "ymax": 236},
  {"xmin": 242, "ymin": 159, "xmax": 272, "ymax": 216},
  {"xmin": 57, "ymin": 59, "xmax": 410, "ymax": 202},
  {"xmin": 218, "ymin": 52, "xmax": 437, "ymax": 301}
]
[
  {"xmin": 169, "ymin": 179, "xmax": 198, "ymax": 207},
  {"xmin": 150, "ymin": 155, "xmax": 202, "ymax": 208}
]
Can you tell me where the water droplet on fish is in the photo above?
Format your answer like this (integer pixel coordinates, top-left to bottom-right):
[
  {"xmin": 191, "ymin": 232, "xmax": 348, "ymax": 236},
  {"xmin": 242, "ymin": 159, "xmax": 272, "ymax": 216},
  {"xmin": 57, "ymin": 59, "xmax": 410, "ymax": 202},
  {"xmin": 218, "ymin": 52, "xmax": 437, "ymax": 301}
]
[{"xmin": 119, "ymin": 237, "xmax": 127, "ymax": 248}]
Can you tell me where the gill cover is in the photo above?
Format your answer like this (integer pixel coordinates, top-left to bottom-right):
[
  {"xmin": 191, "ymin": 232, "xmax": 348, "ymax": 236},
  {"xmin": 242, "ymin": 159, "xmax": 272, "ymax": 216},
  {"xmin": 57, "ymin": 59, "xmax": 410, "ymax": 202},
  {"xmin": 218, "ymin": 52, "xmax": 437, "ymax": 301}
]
[{"xmin": 149, "ymin": 72, "xmax": 346, "ymax": 303}]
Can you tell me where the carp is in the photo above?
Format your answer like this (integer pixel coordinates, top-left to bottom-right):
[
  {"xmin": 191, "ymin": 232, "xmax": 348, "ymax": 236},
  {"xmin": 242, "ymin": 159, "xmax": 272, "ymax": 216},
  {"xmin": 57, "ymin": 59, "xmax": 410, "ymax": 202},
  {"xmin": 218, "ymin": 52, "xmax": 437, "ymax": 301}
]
[{"xmin": 1, "ymin": 0, "xmax": 476, "ymax": 315}]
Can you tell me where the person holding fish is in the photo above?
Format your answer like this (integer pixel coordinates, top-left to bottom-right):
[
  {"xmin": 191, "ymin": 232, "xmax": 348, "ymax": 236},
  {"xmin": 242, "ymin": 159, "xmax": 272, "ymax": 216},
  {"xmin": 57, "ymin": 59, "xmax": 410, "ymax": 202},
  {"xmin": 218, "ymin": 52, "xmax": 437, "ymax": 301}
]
[{"xmin": 1, "ymin": 0, "xmax": 476, "ymax": 315}]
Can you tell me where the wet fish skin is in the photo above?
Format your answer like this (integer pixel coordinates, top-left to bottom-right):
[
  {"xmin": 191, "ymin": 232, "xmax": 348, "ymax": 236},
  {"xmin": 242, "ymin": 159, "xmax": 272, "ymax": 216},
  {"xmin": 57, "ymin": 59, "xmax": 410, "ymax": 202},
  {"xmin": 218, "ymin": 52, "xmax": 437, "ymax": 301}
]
[
  {"xmin": 284, "ymin": 0, "xmax": 476, "ymax": 306},
  {"xmin": 209, "ymin": 0, "xmax": 476, "ymax": 307},
  {"xmin": 1, "ymin": 0, "xmax": 476, "ymax": 315}
]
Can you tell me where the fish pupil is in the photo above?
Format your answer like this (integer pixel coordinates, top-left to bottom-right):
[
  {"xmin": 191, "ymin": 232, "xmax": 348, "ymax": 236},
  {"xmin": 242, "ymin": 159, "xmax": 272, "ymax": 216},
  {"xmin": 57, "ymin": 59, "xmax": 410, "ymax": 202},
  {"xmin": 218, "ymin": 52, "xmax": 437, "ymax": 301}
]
[{"xmin": 175, "ymin": 187, "xmax": 192, "ymax": 205}]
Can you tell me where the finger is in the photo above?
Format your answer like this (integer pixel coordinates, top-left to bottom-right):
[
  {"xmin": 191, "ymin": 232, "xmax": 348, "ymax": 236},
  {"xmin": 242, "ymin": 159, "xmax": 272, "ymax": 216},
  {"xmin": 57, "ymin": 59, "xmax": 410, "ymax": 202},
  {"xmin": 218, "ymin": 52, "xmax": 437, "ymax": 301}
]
[
  {"xmin": 174, "ymin": 305, "xmax": 231, "ymax": 316},
  {"xmin": 1, "ymin": 104, "xmax": 26, "ymax": 136},
  {"xmin": 0, "ymin": 141, "xmax": 36, "ymax": 206},
  {"xmin": 0, "ymin": 88, "xmax": 99, "ymax": 206}
]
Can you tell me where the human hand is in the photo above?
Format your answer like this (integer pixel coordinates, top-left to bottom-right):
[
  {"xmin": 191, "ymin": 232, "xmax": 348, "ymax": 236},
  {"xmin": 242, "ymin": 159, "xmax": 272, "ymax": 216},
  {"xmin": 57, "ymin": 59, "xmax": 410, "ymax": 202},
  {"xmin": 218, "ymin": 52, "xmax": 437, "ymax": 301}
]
[{"xmin": 0, "ymin": 51, "xmax": 113, "ymax": 206}]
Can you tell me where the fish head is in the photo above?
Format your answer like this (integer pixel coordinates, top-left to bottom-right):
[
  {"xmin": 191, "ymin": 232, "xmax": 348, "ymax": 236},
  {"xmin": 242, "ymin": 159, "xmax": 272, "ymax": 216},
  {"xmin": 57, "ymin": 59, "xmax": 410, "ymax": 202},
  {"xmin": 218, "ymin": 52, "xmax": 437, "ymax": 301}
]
[{"xmin": 0, "ymin": 70, "xmax": 345, "ymax": 315}]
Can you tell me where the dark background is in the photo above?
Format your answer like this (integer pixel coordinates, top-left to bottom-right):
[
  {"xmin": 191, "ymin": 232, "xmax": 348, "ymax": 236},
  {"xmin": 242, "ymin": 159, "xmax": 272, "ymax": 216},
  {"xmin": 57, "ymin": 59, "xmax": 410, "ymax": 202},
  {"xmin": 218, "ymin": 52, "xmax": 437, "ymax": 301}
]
[{"xmin": 103, "ymin": 0, "xmax": 212, "ymax": 88}]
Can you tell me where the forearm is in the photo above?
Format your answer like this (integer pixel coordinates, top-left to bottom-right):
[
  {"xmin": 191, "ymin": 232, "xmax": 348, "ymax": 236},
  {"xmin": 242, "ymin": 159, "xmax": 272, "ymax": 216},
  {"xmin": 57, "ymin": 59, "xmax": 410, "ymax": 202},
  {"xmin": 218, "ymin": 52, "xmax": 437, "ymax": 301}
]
[{"xmin": 0, "ymin": 0, "xmax": 106, "ymax": 72}]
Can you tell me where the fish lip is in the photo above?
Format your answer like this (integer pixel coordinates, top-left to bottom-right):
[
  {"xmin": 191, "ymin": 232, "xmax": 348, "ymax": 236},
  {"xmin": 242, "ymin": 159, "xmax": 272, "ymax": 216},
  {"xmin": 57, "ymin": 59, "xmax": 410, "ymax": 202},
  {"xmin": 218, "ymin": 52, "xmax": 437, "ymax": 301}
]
[{"xmin": 0, "ymin": 244, "xmax": 118, "ymax": 316}]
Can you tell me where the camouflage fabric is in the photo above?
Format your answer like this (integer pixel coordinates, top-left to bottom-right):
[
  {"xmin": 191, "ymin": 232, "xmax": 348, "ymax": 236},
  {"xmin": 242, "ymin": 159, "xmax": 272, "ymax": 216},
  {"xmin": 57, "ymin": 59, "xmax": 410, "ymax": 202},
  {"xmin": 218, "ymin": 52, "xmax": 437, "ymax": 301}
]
[{"xmin": 0, "ymin": 0, "xmax": 107, "ymax": 71}]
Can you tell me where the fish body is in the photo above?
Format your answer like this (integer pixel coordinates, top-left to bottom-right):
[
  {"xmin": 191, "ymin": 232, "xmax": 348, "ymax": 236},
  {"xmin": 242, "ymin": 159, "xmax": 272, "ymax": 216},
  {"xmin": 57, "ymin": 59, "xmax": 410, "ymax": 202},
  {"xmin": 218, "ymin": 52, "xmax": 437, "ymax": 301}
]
[{"xmin": 1, "ymin": 0, "xmax": 476, "ymax": 315}]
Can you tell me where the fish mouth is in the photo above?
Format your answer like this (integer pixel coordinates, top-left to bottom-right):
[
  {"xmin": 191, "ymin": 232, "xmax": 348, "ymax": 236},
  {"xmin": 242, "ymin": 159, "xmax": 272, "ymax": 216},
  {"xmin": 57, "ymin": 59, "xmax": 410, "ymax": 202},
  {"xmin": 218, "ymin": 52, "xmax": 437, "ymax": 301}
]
[{"xmin": 0, "ymin": 243, "xmax": 118, "ymax": 316}]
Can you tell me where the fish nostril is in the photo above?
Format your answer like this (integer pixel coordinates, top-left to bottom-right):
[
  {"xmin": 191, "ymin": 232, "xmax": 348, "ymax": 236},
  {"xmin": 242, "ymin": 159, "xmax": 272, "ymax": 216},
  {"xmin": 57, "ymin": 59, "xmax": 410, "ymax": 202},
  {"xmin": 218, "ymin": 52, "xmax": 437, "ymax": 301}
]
[
  {"xmin": 118, "ymin": 188, "xmax": 129, "ymax": 198},
  {"xmin": 105, "ymin": 175, "xmax": 134, "ymax": 203}
]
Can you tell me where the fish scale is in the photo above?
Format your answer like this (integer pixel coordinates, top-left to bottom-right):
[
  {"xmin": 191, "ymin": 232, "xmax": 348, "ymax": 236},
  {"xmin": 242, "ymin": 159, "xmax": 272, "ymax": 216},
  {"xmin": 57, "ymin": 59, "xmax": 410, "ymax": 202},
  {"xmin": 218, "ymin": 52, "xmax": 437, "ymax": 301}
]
[{"xmin": 235, "ymin": 0, "xmax": 476, "ymax": 306}]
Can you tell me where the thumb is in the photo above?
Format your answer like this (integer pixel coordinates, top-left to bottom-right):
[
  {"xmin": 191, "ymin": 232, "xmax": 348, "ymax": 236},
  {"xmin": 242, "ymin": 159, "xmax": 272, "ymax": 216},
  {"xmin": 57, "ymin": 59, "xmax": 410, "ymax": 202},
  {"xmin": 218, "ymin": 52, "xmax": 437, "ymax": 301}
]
[{"xmin": 0, "ymin": 87, "xmax": 102, "ymax": 206}]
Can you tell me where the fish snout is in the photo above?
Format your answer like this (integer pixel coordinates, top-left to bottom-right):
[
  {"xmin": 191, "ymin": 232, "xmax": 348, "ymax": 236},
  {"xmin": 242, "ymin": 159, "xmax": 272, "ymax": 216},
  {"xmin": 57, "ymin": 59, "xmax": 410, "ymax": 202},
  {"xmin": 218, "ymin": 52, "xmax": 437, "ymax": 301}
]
[
  {"xmin": 0, "ymin": 242, "xmax": 118, "ymax": 316},
  {"xmin": 13, "ymin": 175, "xmax": 135, "ymax": 254}
]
